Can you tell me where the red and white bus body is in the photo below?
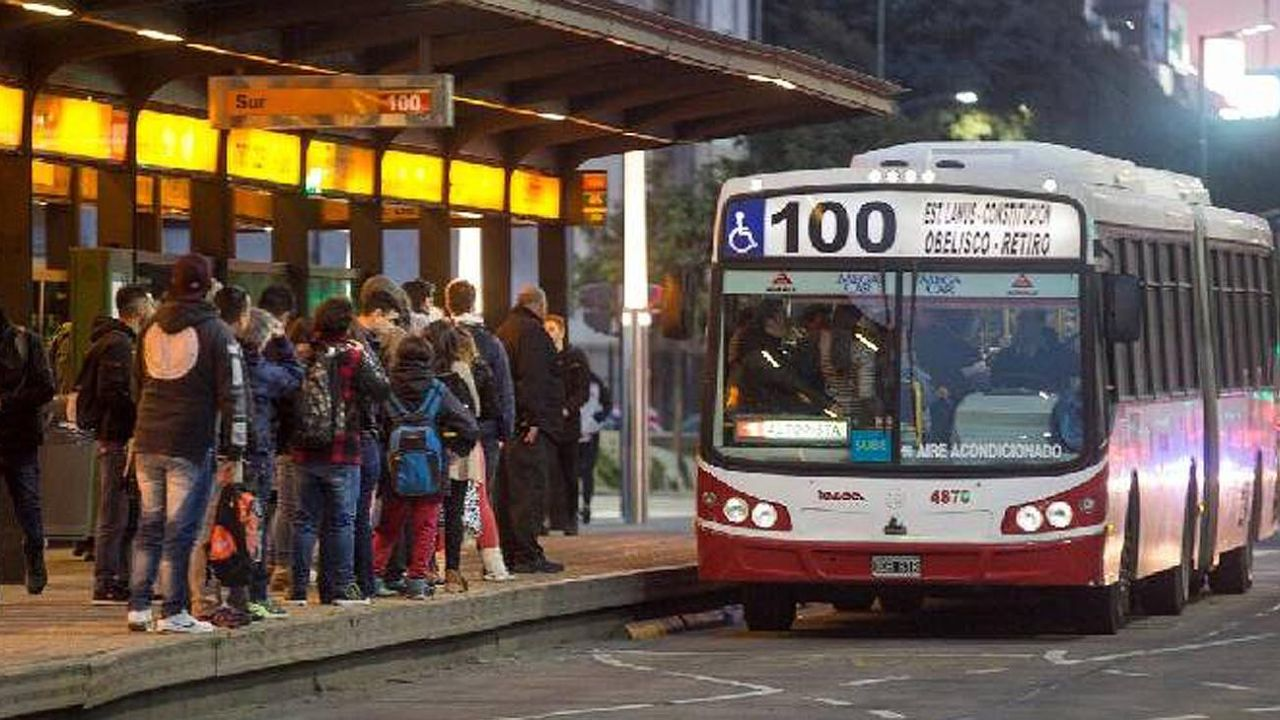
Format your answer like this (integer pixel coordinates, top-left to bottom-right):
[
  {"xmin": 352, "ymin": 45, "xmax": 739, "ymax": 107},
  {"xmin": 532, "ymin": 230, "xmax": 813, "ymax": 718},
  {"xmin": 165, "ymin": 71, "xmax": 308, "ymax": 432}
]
[{"xmin": 697, "ymin": 142, "xmax": 1278, "ymax": 630}]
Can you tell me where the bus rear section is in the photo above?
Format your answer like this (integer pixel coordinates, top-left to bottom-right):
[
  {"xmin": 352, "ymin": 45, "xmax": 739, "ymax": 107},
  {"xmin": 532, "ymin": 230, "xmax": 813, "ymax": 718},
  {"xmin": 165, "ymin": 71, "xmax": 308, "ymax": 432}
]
[{"xmin": 696, "ymin": 142, "xmax": 1278, "ymax": 634}]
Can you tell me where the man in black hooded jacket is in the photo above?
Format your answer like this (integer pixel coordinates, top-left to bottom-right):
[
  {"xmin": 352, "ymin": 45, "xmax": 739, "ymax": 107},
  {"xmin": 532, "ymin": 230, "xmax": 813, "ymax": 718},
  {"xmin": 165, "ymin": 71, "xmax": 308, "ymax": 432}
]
[
  {"xmin": 81, "ymin": 285, "xmax": 153, "ymax": 604},
  {"xmin": 0, "ymin": 303, "xmax": 55, "ymax": 595}
]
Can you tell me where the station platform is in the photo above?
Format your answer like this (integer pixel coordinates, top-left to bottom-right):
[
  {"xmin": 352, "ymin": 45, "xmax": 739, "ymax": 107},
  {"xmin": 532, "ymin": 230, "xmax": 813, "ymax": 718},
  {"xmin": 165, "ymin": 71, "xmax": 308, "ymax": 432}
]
[{"xmin": 0, "ymin": 496, "xmax": 699, "ymax": 719}]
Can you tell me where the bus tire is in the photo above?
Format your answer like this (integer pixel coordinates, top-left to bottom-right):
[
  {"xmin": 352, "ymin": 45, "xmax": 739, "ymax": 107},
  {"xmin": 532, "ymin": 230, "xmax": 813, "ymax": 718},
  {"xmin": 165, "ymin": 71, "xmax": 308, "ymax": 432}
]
[
  {"xmin": 742, "ymin": 584, "xmax": 796, "ymax": 632},
  {"xmin": 831, "ymin": 588, "xmax": 876, "ymax": 612},
  {"xmin": 877, "ymin": 588, "xmax": 924, "ymax": 614},
  {"xmin": 1141, "ymin": 486, "xmax": 1195, "ymax": 615},
  {"xmin": 1080, "ymin": 489, "xmax": 1138, "ymax": 634},
  {"xmin": 1209, "ymin": 478, "xmax": 1259, "ymax": 595}
]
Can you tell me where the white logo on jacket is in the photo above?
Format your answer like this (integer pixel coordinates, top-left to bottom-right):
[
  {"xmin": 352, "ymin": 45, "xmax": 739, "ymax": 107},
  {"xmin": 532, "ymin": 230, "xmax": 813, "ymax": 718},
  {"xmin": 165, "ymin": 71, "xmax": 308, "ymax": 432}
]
[{"xmin": 142, "ymin": 325, "xmax": 199, "ymax": 380}]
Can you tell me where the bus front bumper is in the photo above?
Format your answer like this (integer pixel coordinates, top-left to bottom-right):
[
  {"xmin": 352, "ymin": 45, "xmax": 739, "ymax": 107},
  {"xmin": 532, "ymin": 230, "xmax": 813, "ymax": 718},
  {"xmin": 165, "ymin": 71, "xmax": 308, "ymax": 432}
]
[{"xmin": 697, "ymin": 523, "xmax": 1106, "ymax": 587}]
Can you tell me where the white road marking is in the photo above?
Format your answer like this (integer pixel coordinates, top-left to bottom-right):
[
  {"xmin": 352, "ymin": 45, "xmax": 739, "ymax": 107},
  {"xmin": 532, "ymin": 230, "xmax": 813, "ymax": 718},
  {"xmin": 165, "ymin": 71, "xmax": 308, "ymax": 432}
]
[
  {"xmin": 589, "ymin": 653, "xmax": 783, "ymax": 708},
  {"xmin": 1141, "ymin": 715, "xmax": 1208, "ymax": 720},
  {"xmin": 964, "ymin": 667, "xmax": 1008, "ymax": 675},
  {"xmin": 1201, "ymin": 681, "xmax": 1254, "ymax": 692},
  {"xmin": 810, "ymin": 697, "xmax": 854, "ymax": 707},
  {"xmin": 494, "ymin": 704, "xmax": 656, "ymax": 720},
  {"xmin": 867, "ymin": 711, "xmax": 907, "ymax": 719},
  {"xmin": 1245, "ymin": 706, "xmax": 1280, "ymax": 713},
  {"xmin": 844, "ymin": 676, "xmax": 913, "ymax": 687},
  {"xmin": 1103, "ymin": 669, "xmax": 1151, "ymax": 678},
  {"xmin": 1044, "ymin": 633, "xmax": 1275, "ymax": 666},
  {"xmin": 1254, "ymin": 602, "xmax": 1280, "ymax": 618}
]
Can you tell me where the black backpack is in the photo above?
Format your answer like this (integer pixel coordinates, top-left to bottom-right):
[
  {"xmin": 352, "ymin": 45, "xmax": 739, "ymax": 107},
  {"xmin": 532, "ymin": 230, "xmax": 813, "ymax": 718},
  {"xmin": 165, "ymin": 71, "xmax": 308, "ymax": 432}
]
[
  {"xmin": 293, "ymin": 345, "xmax": 342, "ymax": 449},
  {"xmin": 72, "ymin": 343, "xmax": 104, "ymax": 432}
]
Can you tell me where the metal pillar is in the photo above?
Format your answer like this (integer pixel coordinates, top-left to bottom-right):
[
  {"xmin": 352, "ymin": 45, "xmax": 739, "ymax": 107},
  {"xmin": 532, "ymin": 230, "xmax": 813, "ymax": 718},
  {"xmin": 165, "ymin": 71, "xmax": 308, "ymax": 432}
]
[
  {"xmin": 620, "ymin": 310, "xmax": 650, "ymax": 524},
  {"xmin": 620, "ymin": 150, "xmax": 649, "ymax": 525}
]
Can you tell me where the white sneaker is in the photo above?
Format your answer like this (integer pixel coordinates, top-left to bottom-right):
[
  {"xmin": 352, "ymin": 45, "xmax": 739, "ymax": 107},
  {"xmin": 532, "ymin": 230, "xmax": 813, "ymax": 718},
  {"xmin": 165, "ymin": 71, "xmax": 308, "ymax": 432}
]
[
  {"xmin": 156, "ymin": 611, "xmax": 215, "ymax": 634},
  {"xmin": 127, "ymin": 608, "xmax": 154, "ymax": 632},
  {"xmin": 481, "ymin": 548, "xmax": 513, "ymax": 582}
]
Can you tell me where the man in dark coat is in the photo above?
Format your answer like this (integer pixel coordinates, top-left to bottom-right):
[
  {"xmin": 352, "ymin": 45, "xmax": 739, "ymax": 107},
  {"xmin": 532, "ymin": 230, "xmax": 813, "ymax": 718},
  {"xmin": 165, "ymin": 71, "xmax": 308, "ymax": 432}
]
[
  {"xmin": 495, "ymin": 285, "xmax": 564, "ymax": 573},
  {"xmin": 0, "ymin": 303, "xmax": 55, "ymax": 595},
  {"xmin": 82, "ymin": 285, "xmax": 153, "ymax": 604}
]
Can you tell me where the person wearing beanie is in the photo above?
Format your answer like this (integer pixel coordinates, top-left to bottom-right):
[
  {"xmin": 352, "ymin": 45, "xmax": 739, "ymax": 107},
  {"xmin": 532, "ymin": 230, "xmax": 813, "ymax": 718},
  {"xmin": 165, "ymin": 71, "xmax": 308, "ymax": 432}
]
[{"xmin": 127, "ymin": 254, "xmax": 249, "ymax": 634}]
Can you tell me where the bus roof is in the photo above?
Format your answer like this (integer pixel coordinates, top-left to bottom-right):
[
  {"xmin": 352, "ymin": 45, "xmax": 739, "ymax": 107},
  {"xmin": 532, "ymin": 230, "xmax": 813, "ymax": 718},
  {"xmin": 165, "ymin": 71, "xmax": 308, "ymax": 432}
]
[{"xmin": 718, "ymin": 141, "xmax": 1271, "ymax": 252}]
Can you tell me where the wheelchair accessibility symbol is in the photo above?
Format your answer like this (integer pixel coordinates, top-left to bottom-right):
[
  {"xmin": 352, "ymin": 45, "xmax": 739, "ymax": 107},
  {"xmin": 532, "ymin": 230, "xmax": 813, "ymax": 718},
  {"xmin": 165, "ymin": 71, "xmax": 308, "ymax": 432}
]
[{"xmin": 723, "ymin": 199, "xmax": 764, "ymax": 257}]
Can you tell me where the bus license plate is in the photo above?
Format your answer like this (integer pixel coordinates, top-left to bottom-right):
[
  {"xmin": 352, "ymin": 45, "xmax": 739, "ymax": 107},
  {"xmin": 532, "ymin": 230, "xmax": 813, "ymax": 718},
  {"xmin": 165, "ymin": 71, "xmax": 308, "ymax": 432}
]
[{"xmin": 871, "ymin": 555, "xmax": 922, "ymax": 578}]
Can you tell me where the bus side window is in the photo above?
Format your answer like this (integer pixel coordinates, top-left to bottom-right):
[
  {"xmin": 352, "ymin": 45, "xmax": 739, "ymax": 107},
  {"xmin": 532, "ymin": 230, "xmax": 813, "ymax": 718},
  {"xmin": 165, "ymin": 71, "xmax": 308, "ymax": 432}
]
[
  {"xmin": 1141, "ymin": 240, "xmax": 1165, "ymax": 396},
  {"xmin": 1176, "ymin": 243, "xmax": 1199, "ymax": 392}
]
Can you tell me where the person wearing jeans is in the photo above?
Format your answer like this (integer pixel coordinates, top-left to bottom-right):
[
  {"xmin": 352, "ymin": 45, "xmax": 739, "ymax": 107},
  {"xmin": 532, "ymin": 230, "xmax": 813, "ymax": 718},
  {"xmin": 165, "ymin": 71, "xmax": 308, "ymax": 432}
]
[
  {"xmin": 127, "ymin": 255, "xmax": 248, "ymax": 634},
  {"xmin": 290, "ymin": 297, "xmax": 389, "ymax": 607}
]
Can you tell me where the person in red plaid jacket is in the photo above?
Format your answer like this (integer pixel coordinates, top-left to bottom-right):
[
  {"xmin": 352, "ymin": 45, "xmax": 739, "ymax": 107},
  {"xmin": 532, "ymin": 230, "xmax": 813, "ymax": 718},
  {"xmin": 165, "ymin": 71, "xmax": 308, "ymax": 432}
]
[{"xmin": 289, "ymin": 297, "xmax": 390, "ymax": 606}]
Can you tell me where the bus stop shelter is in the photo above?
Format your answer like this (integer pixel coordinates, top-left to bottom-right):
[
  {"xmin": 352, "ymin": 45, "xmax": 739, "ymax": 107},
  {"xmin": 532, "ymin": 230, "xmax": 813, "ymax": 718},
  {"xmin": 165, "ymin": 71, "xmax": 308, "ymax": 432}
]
[{"xmin": 0, "ymin": 0, "xmax": 897, "ymax": 577}]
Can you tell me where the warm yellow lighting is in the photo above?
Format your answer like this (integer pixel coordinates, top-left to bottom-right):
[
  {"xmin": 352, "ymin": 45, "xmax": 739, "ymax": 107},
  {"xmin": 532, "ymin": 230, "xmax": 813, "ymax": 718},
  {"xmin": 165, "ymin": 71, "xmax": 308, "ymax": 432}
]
[
  {"xmin": 136, "ymin": 28, "xmax": 183, "ymax": 42},
  {"xmin": 381, "ymin": 150, "xmax": 443, "ymax": 203},
  {"xmin": 30, "ymin": 160, "xmax": 70, "ymax": 198},
  {"xmin": 509, "ymin": 169, "xmax": 561, "ymax": 220},
  {"xmin": 20, "ymin": 3, "xmax": 72, "ymax": 17},
  {"xmin": 136, "ymin": 110, "xmax": 219, "ymax": 173},
  {"xmin": 537, "ymin": 112, "xmax": 567, "ymax": 121},
  {"xmin": 32, "ymin": 95, "xmax": 127, "ymax": 161},
  {"xmin": 136, "ymin": 175, "xmax": 155, "ymax": 208},
  {"xmin": 0, "ymin": 85, "xmax": 21, "ymax": 149},
  {"xmin": 306, "ymin": 140, "xmax": 375, "ymax": 196},
  {"xmin": 233, "ymin": 187, "xmax": 274, "ymax": 223},
  {"xmin": 160, "ymin": 176, "xmax": 191, "ymax": 213},
  {"xmin": 747, "ymin": 74, "xmax": 796, "ymax": 90},
  {"xmin": 449, "ymin": 159, "xmax": 504, "ymax": 211},
  {"xmin": 226, "ymin": 128, "xmax": 301, "ymax": 186}
]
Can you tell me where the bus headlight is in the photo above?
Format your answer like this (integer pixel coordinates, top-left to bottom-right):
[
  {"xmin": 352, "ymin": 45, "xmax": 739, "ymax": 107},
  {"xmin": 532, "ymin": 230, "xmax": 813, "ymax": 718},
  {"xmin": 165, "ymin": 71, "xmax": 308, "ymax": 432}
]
[
  {"xmin": 751, "ymin": 502, "xmax": 779, "ymax": 529},
  {"xmin": 723, "ymin": 497, "xmax": 750, "ymax": 524},
  {"xmin": 1046, "ymin": 501, "xmax": 1074, "ymax": 529},
  {"xmin": 1015, "ymin": 505, "xmax": 1044, "ymax": 533}
]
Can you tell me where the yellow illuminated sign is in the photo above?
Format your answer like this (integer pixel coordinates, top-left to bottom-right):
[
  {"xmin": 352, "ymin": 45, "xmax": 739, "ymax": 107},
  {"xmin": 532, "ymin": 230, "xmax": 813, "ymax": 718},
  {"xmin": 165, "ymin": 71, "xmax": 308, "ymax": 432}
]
[
  {"xmin": 32, "ymin": 95, "xmax": 127, "ymax": 161},
  {"xmin": 227, "ymin": 128, "xmax": 301, "ymax": 186},
  {"xmin": 233, "ymin": 186, "xmax": 274, "ymax": 223},
  {"xmin": 80, "ymin": 167, "xmax": 98, "ymax": 202},
  {"xmin": 319, "ymin": 198, "xmax": 350, "ymax": 226},
  {"xmin": 306, "ymin": 140, "xmax": 375, "ymax": 196},
  {"xmin": 567, "ymin": 170, "xmax": 608, "ymax": 225},
  {"xmin": 382, "ymin": 203, "xmax": 421, "ymax": 224},
  {"xmin": 31, "ymin": 160, "xmax": 70, "ymax": 198},
  {"xmin": 161, "ymin": 176, "xmax": 191, "ymax": 214},
  {"xmin": 137, "ymin": 175, "xmax": 155, "ymax": 209},
  {"xmin": 136, "ymin": 110, "xmax": 219, "ymax": 173},
  {"xmin": 0, "ymin": 85, "xmax": 22, "ymax": 149},
  {"xmin": 381, "ymin": 150, "xmax": 443, "ymax": 203},
  {"xmin": 449, "ymin": 159, "xmax": 504, "ymax": 211},
  {"xmin": 509, "ymin": 169, "xmax": 561, "ymax": 220}
]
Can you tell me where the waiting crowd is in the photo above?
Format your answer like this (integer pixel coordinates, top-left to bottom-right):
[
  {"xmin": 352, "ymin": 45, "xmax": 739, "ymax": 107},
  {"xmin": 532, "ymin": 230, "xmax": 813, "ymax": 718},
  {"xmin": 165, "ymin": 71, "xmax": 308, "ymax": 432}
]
[{"xmin": 0, "ymin": 253, "xmax": 612, "ymax": 633}]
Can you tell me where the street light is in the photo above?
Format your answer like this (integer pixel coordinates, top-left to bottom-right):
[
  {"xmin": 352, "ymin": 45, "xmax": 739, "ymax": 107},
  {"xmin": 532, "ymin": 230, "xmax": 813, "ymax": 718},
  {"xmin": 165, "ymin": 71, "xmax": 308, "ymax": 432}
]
[
  {"xmin": 954, "ymin": 91, "xmax": 980, "ymax": 105},
  {"xmin": 1197, "ymin": 22, "xmax": 1277, "ymax": 181}
]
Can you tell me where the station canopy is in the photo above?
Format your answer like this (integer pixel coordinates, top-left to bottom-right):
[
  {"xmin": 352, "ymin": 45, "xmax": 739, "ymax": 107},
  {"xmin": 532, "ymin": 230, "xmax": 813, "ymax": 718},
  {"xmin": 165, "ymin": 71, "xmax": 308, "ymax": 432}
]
[{"xmin": 0, "ymin": 0, "xmax": 898, "ymax": 169}]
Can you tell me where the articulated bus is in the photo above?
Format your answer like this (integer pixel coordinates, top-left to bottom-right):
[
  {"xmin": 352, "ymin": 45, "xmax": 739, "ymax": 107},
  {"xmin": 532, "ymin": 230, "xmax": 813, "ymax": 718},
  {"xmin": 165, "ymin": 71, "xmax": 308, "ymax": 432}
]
[{"xmin": 697, "ymin": 141, "xmax": 1279, "ymax": 633}]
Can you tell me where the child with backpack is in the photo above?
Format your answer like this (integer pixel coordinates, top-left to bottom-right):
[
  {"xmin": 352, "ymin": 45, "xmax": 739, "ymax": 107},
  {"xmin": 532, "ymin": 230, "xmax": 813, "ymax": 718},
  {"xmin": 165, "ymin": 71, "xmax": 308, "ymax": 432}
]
[{"xmin": 372, "ymin": 336, "xmax": 478, "ymax": 600}]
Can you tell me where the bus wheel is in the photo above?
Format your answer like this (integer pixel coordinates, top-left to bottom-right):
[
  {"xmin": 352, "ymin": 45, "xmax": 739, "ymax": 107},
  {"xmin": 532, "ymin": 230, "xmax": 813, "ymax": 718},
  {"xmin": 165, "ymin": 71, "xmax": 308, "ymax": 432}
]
[
  {"xmin": 742, "ymin": 584, "xmax": 796, "ymax": 632},
  {"xmin": 1141, "ymin": 488, "xmax": 1195, "ymax": 615},
  {"xmin": 877, "ymin": 589, "xmax": 924, "ymax": 614},
  {"xmin": 1080, "ymin": 493, "xmax": 1137, "ymax": 634},
  {"xmin": 831, "ymin": 588, "xmax": 876, "ymax": 612},
  {"xmin": 1209, "ymin": 480, "xmax": 1259, "ymax": 595}
]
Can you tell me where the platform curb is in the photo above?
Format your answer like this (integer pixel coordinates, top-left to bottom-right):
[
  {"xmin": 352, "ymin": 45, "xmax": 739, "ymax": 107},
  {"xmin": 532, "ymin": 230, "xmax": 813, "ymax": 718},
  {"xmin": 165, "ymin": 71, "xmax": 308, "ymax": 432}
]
[{"xmin": 0, "ymin": 564, "xmax": 705, "ymax": 718}]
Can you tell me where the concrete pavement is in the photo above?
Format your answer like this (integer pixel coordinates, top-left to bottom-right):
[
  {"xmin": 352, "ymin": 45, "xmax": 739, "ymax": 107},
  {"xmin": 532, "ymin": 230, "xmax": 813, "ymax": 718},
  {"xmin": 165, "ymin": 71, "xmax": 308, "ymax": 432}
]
[
  {"xmin": 0, "ymin": 509, "xmax": 700, "ymax": 719},
  {"xmin": 244, "ymin": 537, "xmax": 1280, "ymax": 720}
]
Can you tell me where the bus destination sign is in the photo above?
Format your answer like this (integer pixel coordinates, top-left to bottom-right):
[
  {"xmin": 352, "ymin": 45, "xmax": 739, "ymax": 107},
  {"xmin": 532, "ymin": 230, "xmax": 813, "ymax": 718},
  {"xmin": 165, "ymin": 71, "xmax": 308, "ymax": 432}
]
[
  {"xmin": 721, "ymin": 191, "xmax": 1082, "ymax": 261},
  {"xmin": 209, "ymin": 75, "xmax": 453, "ymax": 130}
]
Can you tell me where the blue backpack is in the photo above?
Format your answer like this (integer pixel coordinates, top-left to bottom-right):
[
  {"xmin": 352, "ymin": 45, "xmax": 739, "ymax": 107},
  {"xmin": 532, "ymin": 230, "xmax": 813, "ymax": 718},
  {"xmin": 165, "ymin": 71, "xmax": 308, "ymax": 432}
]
[{"xmin": 387, "ymin": 381, "xmax": 446, "ymax": 497}]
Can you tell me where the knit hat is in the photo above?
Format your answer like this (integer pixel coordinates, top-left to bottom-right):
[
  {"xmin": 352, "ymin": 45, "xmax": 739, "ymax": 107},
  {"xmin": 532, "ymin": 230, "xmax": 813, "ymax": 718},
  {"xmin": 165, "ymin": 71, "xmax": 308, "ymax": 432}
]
[{"xmin": 170, "ymin": 254, "xmax": 212, "ymax": 299}]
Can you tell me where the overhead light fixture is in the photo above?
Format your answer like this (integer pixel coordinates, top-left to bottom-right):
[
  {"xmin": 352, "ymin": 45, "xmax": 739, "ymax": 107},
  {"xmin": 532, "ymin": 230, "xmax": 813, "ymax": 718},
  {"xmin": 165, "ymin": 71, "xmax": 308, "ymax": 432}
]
[
  {"xmin": 1239, "ymin": 22, "xmax": 1277, "ymax": 37},
  {"xmin": 537, "ymin": 112, "xmax": 567, "ymax": 121},
  {"xmin": 955, "ymin": 91, "xmax": 980, "ymax": 105},
  {"xmin": 451, "ymin": 210, "xmax": 483, "ymax": 220},
  {"xmin": 747, "ymin": 74, "xmax": 797, "ymax": 90},
  {"xmin": 19, "ymin": 2, "xmax": 73, "ymax": 16},
  {"xmin": 137, "ymin": 28, "xmax": 184, "ymax": 42}
]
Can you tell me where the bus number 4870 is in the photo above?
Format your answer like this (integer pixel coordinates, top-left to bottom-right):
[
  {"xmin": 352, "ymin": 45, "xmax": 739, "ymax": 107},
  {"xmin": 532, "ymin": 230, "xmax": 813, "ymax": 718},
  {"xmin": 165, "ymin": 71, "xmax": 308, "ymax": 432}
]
[{"xmin": 931, "ymin": 489, "xmax": 971, "ymax": 505}]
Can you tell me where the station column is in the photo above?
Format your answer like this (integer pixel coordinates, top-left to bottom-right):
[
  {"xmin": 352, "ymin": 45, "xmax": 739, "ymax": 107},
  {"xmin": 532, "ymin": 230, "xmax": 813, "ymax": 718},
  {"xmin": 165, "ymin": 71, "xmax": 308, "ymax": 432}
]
[
  {"xmin": 418, "ymin": 207, "xmax": 451, "ymax": 297},
  {"xmin": 537, "ymin": 222, "xmax": 568, "ymax": 317},
  {"xmin": 349, "ymin": 199, "xmax": 383, "ymax": 278},
  {"xmin": 273, "ymin": 193, "xmax": 317, "ymax": 312},
  {"xmin": 482, "ymin": 215, "xmax": 512, "ymax": 329},
  {"xmin": 0, "ymin": 154, "xmax": 33, "ymax": 323}
]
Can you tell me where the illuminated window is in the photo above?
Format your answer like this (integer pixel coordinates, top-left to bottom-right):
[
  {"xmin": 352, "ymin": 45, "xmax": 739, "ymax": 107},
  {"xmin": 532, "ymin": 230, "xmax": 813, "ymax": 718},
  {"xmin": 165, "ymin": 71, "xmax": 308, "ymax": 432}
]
[
  {"xmin": 509, "ymin": 169, "xmax": 561, "ymax": 220},
  {"xmin": 449, "ymin": 159, "xmax": 504, "ymax": 211},
  {"xmin": 306, "ymin": 140, "xmax": 375, "ymax": 196},
  {"xmin": 136, "ymin": 110, "xmax": 219, "ymax": 173},
  {"xmin": 227, "ymin": 128, "xmax": 301, "ymax": 186},
  {"xmin": 0, "ymin": 85, "xmax": 22, "ymax": 149},
  {"xmin": 381, "ymin": 150, "xmax": 443, "ymax": 203}
]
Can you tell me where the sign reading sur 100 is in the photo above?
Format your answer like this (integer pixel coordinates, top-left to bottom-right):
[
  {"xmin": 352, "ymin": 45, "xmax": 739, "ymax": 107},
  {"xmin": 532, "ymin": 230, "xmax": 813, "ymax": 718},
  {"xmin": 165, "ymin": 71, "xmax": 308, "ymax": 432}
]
[
  {"xmin": 720, "ymin": 190, "xmax": 1082, "ymax": 261},
  {"xmin": 209, "ymin": 75, "xmax": 453, "ymax": 130}
]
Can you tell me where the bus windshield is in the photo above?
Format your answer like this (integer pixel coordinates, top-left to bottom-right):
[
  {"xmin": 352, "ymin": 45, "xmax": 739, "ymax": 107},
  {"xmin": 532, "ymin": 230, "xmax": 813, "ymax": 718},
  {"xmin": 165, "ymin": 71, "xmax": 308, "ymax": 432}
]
[{"xmin": 714, "ymin": 269, "xmax": 1084, "ymax": 469}]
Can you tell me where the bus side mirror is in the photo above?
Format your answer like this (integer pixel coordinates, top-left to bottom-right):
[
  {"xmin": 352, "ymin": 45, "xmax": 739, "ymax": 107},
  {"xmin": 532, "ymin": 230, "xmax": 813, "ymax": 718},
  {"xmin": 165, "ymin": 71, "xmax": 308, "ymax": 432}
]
[{"xmin": 1104, "ymin": 274, "xmax": 1143, "ymax": 344}]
